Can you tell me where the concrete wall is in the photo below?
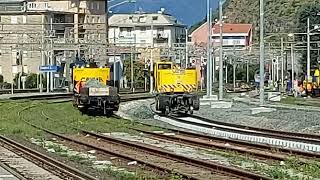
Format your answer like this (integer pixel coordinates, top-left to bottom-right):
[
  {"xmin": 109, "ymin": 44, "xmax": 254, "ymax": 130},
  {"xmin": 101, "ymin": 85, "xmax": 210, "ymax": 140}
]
[{"xmin": 0, "ymin": 14, "xmax": 44, "ymax": 83}]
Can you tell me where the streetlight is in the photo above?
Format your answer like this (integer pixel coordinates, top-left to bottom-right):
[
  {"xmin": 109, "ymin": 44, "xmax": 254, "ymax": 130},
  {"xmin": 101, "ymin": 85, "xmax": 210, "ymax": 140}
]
[
  {"xmin": 206, "ymin": 0, "xmax": 212, "ymax": 98},
  {"xmin": 218, "ymin": 0, "xmax": 224, "ymax": 100},
  {"xmin": 259, "ymin": 0, "xmax": 264, "ymax": 104},
  {"xmin": 288, "ymin": 33, "xmax": 295, "ymax": 91}
]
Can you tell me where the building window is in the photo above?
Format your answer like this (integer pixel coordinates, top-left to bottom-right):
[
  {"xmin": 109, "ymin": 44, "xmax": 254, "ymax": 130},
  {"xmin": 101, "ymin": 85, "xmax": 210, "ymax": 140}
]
[
  {"xmin": 152, "ymin": 16, "xmax": 158, "ymax": 21},
  {"xmin": 28, "ymin": 2, "xmax": 37, "ymax": 9},
  {"xmin": 97, "ymin": 17, "xmax": 100, "ymax": 23},
  {"xmin": 91, "ymin": 2, "xmax": 94, "ymax": 10},
  {"xmin": 23, "ymin": 65, "xmax": 28, "ymax": 74},
  {"xmin": 140, "ymin": 27, "xmax": 146, "ymax": 34},
  {"xmin": 140, "ymin": 40, "xmax": 146, "ymax": 43},
  {"xmin": 138, "ymin": 16, "xmax": 146, "ymax": 23},
  {"xmin": 96, "ymin": 2, "xmax": 100, "ymax": 10},
  {"xmin": 92, "ymin": 17, "xmax": 95, "ymax": 23},
  {"xmin": 23, "ymin": 15, "xmax": 27, "ymax": 24},
  {"xmin": 44, "ymin": 2, "xmax": 48, "ymax": 9},
  {"xmin": 157, "ymin": 27, "xmax": 164, "ymax": 34},
  {"xmin": 23, "ymin": 50, "xmax": 27, "ymax": 57},
  {"xmin": 11, "ymin": 16, "xmax": 18, "ymax": 24},
  {"xmin": 120, "ymin": 27, "xmax": 132, "ymax": 37}
]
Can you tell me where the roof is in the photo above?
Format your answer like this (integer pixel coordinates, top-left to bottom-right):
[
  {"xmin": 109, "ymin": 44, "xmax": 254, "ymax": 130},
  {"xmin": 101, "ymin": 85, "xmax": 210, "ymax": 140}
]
[
  {"xmin": 212, "ymin": 23, "xmax": 252, "ymax": 34},
  {"xmin": 190, "ymin": 22, "xmax": 209, "ymax": 36},
  {"xmin": 109, "ymin": 13, "xmax": 185, "ymax": 27}
]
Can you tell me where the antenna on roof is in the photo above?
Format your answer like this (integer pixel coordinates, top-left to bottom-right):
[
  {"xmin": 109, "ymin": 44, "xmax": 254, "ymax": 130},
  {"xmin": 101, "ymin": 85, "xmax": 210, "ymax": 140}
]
[{"xmin": 158, "ymin": 7, "xmax": 165, "ymax": 14}]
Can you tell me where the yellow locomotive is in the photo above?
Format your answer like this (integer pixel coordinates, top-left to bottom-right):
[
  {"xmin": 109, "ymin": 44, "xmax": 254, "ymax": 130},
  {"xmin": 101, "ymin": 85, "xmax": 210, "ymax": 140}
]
[
  {"xmin": 71, "ymin": 61, "xmax": 120, "ymax": 115},
  {"xmin": 154, "ymin": 61, "xmax": 200, "ymax": 115}
]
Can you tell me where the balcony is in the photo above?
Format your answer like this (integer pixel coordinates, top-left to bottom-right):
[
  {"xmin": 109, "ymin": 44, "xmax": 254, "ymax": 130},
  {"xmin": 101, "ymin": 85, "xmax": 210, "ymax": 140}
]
[
  {"xmin": 0, "ymin": 3, "xmax": 26, "ymax": 13},
  {"xmin": 153, "ymin": 32, "xmax": 169, "ymax": 39},
  {"xmin": 27, "ymin": 2, "xmax": 52, "ymax": 11},
  {"xmin": 213, "ymin": 39, "xmax": 246, "ymax": 47}
]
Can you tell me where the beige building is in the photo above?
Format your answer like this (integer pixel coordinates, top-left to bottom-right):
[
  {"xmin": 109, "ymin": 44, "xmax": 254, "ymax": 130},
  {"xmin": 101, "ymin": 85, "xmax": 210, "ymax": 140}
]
[{"xmin": 0, "ymin": 0, "xmax": 107, "ymax": 84}]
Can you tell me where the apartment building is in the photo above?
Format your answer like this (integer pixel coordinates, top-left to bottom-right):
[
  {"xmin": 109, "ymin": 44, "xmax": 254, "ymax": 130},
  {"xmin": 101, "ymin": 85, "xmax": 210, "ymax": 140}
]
[
  {"xmin": 0, "ymin": 0, "xmax": 106, "ymax": 83},
  {"xmin": 108, "ymin": 9, "xmax": 187, "ymax": 48}
]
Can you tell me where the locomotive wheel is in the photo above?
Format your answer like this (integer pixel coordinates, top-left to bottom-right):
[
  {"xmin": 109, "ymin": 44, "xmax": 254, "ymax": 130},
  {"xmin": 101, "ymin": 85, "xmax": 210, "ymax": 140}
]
[
  {"xmin": 165, "ymin": 106, "xmax": 170, "ymax": 116},
  {"xmin": 156, "ymin": 99, "xmax": 160, "ymax": 111}
]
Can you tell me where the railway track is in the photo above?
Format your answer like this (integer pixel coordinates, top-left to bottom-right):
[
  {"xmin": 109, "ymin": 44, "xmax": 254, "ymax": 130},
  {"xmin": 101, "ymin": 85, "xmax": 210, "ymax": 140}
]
[
  {"xmin": 23, "ymin": 123, "xmax": 269, "ymax": 180},
  {"xmin": 130, "ymin": 127, "xmax": 320, "ymax": 162},
  {"xmin": 0, "ymin": 136, "xmax": 97, "ymax": 180},
  {"xmin": 7, "ymin": 91, "xmax": 152, "ymax": 102},
  {"xmin": 154, "ymin": 113, "xmax": 320, "ymax": 154},
  {"xmin": 15, "ymin": 103, "xmax": 269, "ymax": 180}
]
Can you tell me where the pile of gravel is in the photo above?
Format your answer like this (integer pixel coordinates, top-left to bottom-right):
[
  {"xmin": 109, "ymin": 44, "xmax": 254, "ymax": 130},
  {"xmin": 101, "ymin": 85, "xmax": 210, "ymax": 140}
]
[{"xmin": 84, "ymin": 79, "xmax": 106, "ymax": 88}]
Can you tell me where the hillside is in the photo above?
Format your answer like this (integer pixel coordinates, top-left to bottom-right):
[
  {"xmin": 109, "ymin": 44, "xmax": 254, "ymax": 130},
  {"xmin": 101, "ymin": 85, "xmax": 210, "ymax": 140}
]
[
  {"xmin": 222, "ymin": 0, "xmax": 320, "ymax": 72},
  {"xmin": 109, "ymin": 0, "xmax": 218, "ymax": 27},
  {"xmin": 223, "ymin": 0, "xmax": 317, "ymax": 36}
]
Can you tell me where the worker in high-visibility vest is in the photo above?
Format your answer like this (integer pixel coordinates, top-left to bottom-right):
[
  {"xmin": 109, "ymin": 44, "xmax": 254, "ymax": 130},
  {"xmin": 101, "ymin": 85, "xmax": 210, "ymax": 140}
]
[
  {"xmin": 307, "ymin": 83, "xmax": 312, "ymax": 93},
  {"xmin": 75, "ymin": 81, "xmax": 81, "ymax": 94}
]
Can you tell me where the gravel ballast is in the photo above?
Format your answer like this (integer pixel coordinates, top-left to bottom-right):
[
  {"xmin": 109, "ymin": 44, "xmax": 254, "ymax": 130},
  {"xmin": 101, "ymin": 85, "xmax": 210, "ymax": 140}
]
[{"xmin": 117, "ymin": 98, "xmax": 320, "ymax": 134}]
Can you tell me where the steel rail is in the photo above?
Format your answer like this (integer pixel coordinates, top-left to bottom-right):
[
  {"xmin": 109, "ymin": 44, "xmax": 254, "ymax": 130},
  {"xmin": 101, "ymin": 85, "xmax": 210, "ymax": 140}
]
[
  {"xmin": 0, "ymin": 136, "xmax": 97, "ymax": 180},
  {"xmin": 131, "ymin": 128, "xmax": 319, "ymax": 161},
  {"xmin": 165, "ymin": 115, "xmax": 320, "ymax": 145},
  {"xmin": 188, "ymin": 114, "xmax": 320, "ymax": 144},
  {"xmin": 148, "ymin": 108, "xmax": 320, "ymax": 158},
  {"xmin": 0, "ymin": 160, "xmax": 27, "ymax": 180},
  {"xmin": 81, "ymin": 130, "xmax": 271, "ymax": 180},
  {"xmin": 22, "ymin": 123, "xmax": 199, "ymax": 180},
  {"xmin": 18, "ymin": 108, "xmax": 200, "ymax": 179}
]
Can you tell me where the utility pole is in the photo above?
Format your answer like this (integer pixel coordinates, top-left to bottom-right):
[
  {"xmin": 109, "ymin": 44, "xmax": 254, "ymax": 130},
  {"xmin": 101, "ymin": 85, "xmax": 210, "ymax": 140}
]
[
  {"xmin": 206, "ymin": 0, "xmax": 210, "ymax": 97},
  {"xmin": 281, "ymin": 37, "xmax": 284, "ymax": 91},
  {"xmin": 246, "ymin": 61, "xmax": 249, "ymax": 83},
  {"xmin": 307, "ymin": 17, "xmax": 311, "ymax": 78},
  {"xmin": 40, "ymin": 15, "xmax": 44, "ymax": 93},
  {"xmin": 218, "ymin": 0, "xmax": 224, "ymax": 100},
  {"xmin": 150, "ymin": 21, "xmax": 154, "ymax": 93},
  {"xmin": 233, "ymin": 44, "xmax": 236, "ymax": 92},
  {"xmin": 113, "ymin": 28, "xmax": 116, "ymax": 87},
  {"xmin": 225, "ymin": 61, "xmax": 228, "ymax": 83},
  {"xmin": 276, "ymin": 56, "xmax": 279, "ymax": 82},
  {"xmin": 105, "ymin": 0, "xmax": 109, "ymax": 44},
  {"xmin": 131, "ymin": 33, "xmax": 136, "ymax": 92},
  {"xmin": 291, "ymin": 43, "xmax": 294, "ymax": 91},
  {"xmin": 185, "ymin": 28, "xmax": 188, "ymax": 68},
  {"xmin": 259, "ymin": 0, "xmax": 265, "ymax": 104},
  {"xmin": 144, "ymin": 57, "xmax": 147, "ymax": 91},
  {"xmin": 209, "ymin": 8, "xmax": 213, "ymax": 96}
]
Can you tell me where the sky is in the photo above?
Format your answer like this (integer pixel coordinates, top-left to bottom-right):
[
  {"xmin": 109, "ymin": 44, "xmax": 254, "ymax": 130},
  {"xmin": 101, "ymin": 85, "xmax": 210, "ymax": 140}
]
[{"xmin": 108, "ymin": 0, "xmax": 218, "ymax": 27}]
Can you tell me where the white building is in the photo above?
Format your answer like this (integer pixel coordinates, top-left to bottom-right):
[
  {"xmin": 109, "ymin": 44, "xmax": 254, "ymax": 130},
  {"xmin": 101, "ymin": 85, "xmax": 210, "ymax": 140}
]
[{"xmin": 108, "ymin": 9, "xmax": 187, "ymax": 48}]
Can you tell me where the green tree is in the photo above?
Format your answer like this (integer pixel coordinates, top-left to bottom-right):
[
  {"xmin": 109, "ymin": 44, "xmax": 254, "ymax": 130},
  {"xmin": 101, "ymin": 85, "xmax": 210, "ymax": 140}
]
[
  {"xmin": 123, "ymin": 57, "xmax": 149, "ymax": 89},
  {"xmin": 295, "ymin": 2, "xmax": 320, "ymax": 73},
  {"xmin": 226, "ymin": 63, "xmax": 258, "ymax": 83},
  {"xmin": 25, "ymin": 73, "xmax": 38, "ymax": 89}
]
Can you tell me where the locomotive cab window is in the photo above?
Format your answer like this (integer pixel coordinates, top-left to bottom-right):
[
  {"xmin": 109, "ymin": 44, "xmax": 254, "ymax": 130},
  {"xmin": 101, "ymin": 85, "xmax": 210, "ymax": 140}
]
[{"xmin": 158, "ymin": 64, "xmax": 171, "ymax": 70}]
